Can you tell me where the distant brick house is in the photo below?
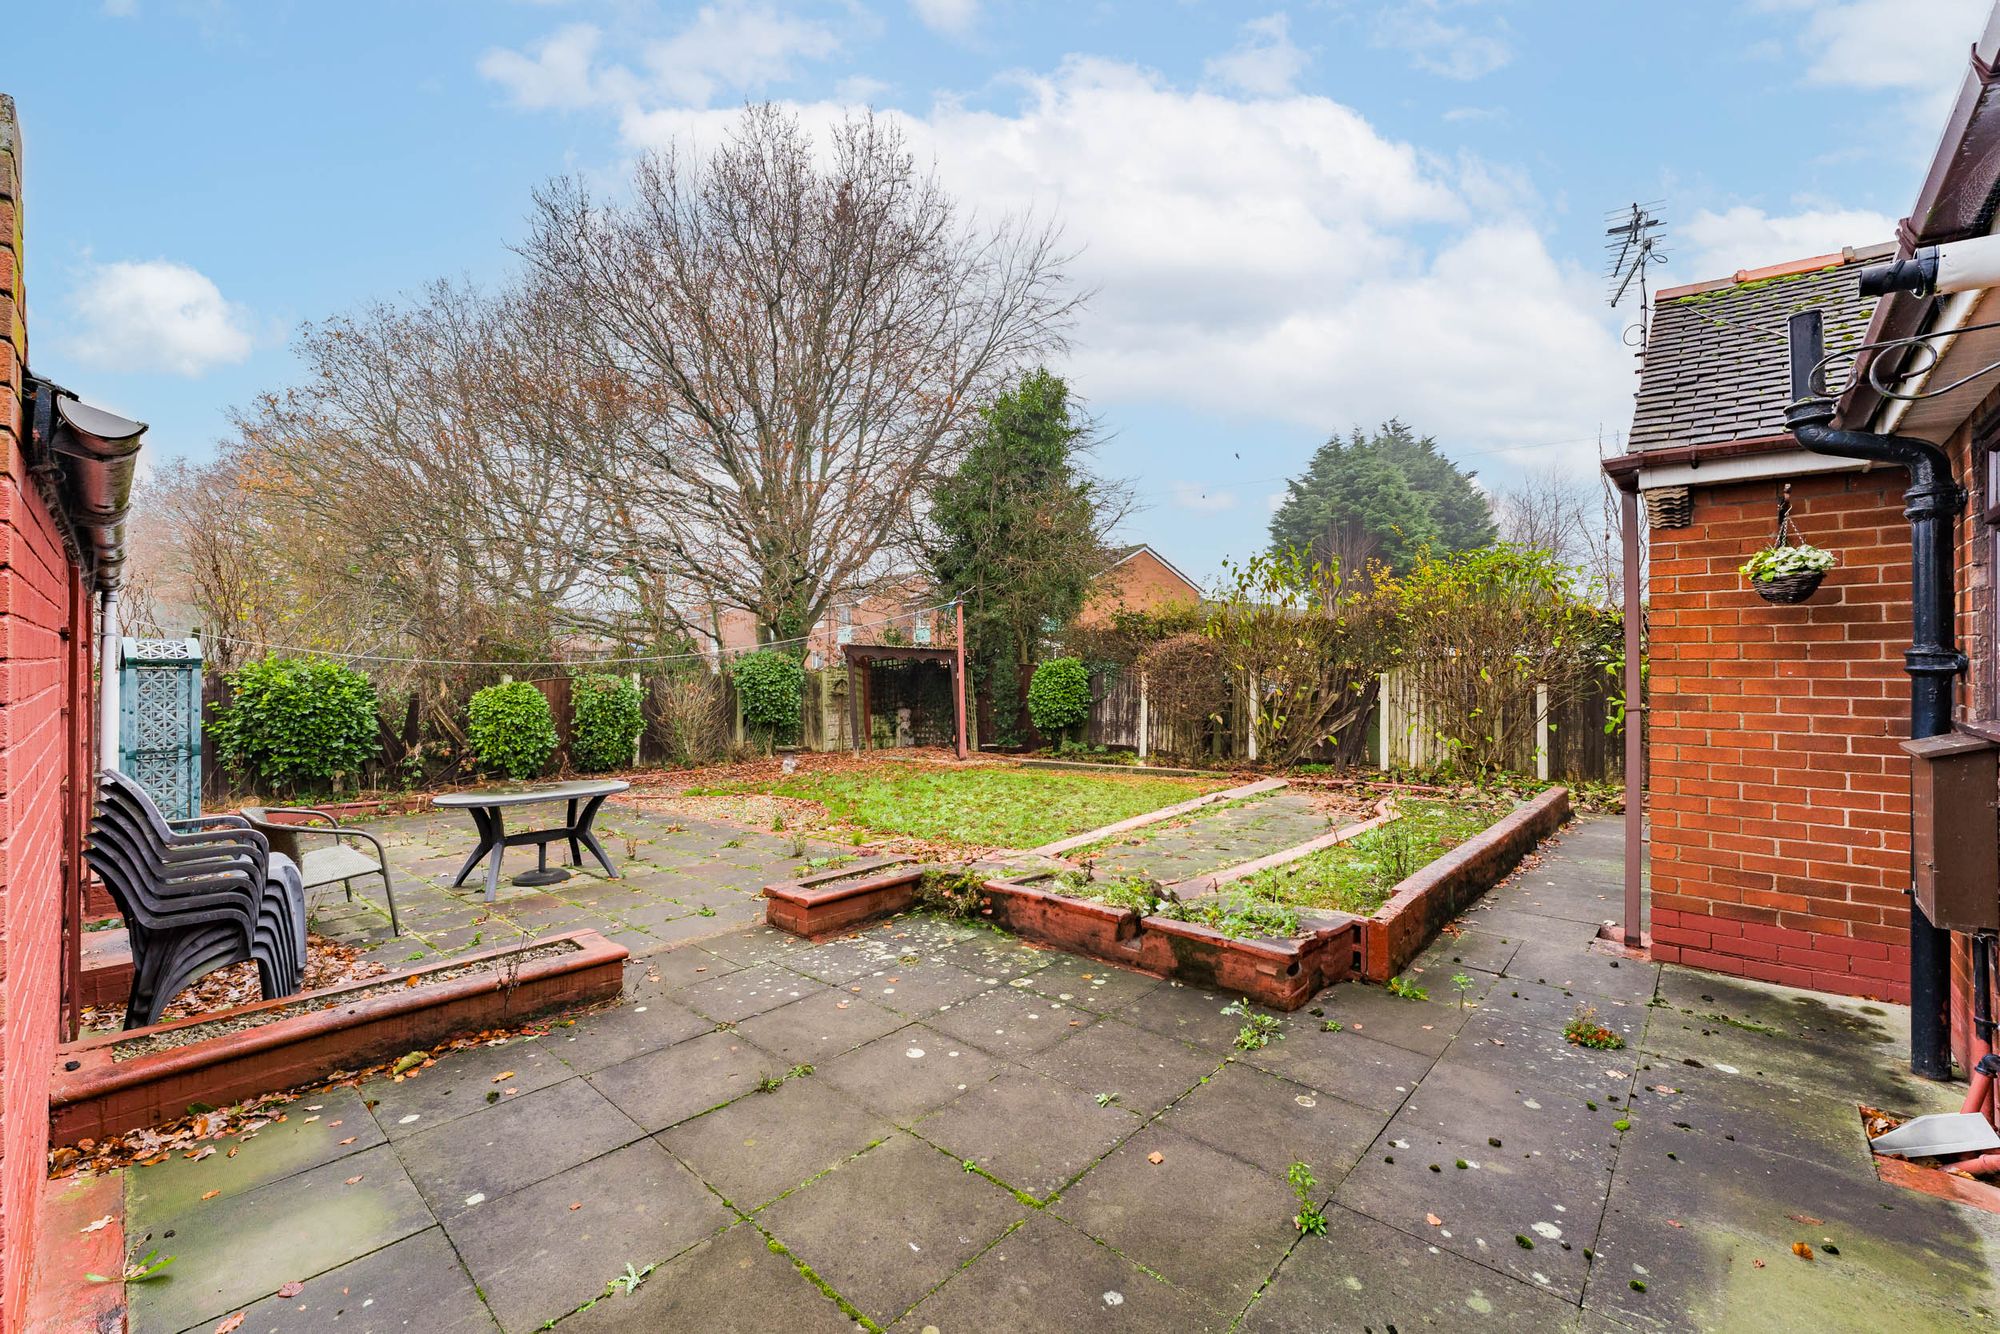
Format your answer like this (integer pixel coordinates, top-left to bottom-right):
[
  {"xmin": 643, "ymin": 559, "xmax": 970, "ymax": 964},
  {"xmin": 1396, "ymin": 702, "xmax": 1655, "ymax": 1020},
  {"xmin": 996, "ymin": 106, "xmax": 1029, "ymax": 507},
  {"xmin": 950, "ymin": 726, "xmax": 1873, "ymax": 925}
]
[
  {"xmin": 1076, "ymin": 544, "xmax": 1204, "ymax": 625},
  {"xmin": 0, "ymin": 95, "xmax": 147, "ymax": 1326},
  {"xmin": 1602, "ymin": 10, "xmax": 2000, "ymax": 1071}
]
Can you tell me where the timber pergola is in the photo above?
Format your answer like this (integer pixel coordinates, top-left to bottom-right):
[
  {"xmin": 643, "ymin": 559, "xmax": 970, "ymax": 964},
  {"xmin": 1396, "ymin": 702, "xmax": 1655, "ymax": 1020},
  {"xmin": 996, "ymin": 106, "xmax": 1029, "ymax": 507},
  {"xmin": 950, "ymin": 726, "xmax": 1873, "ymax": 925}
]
[{"xmin": 842, "ymin": 641, "xmax": 968, "ymax": 760}]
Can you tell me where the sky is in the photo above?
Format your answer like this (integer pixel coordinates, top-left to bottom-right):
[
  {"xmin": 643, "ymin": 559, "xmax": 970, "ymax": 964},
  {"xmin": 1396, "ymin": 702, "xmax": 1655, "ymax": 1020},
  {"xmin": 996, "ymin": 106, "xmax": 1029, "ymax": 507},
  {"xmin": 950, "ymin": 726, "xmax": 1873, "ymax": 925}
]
[{"xmin": 10, "ymin": 0, "xmax": 1994, "ymax": 584}]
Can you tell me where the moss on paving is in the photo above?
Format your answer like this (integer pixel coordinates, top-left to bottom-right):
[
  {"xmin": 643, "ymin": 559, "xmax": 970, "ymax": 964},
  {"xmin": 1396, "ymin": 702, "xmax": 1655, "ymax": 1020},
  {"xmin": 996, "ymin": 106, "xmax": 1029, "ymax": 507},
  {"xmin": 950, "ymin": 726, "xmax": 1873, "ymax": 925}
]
[
  {"xmin": 688, "ymin": 765, "xmax": 1222, "ymax": 847},
  {"xmin": 1234, "ymin": 799, "xmax": 1509, "ymax": 916}
]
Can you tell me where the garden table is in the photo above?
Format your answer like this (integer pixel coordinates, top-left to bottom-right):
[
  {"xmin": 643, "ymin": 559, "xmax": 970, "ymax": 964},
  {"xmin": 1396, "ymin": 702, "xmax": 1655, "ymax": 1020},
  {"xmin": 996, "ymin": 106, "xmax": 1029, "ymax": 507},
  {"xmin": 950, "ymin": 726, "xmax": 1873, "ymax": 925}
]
[{"xmin": 433, "ymin": 780, "xmax": 629, "ymax": 901}]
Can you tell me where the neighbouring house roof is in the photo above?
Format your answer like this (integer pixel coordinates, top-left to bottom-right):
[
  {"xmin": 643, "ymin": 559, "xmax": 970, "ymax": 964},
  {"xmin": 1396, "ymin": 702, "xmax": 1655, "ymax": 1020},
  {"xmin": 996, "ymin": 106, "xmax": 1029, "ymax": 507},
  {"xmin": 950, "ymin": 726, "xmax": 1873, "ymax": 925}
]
[
  {"xmin": 1627, "ymin": 244, "xmax": 1893, "ymax": 453},
  {"xmin": 1100, "ymin": 543, "xmax": 1203, "ymax": 597}
]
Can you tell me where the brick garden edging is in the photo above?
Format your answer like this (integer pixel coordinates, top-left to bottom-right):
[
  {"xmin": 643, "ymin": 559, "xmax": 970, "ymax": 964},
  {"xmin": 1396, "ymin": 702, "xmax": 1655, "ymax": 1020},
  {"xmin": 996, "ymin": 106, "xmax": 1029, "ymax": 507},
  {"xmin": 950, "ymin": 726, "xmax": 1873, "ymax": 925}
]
[
  {"xmin": 1358, "ymin": 785, "xmax": 1572, "ymax": 982},
  {"xmin": 49, "ymin": 929, "xmax": 627, "ymax": 1144},
  {"xmin": 760, "ymin": 856, "xmax": 922, "ymax": 940}
]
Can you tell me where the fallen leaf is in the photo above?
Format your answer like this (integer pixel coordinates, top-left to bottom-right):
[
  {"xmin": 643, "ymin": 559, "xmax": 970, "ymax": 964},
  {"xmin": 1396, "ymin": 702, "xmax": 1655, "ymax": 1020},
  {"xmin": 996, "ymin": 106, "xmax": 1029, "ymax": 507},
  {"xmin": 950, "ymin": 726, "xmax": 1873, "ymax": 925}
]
[
  {"xmin": 338, "ymin": 1137, "xmax": 358, "ymax": 1146},
  {"xmin": 215, "ymin": 1315, "xmax": 245, "ymax": 1334},
  {"xmin": 1753, "ymin": 1258, "xmax": 1766, "ymax": 1269},
  {"xmin": 1791, "ymin": 1242, "xmax": 1814, "ymax": 1262},
  {"xmin": 79, "ymin": 1215, "xmax": 114, "ymax": 1234},
  {"xmin": 302, "ymin": 1116, "xmax": 320, "ymax": 1123},
  {"xmin": 185, "ymin": 1145, "xmax": 216, "ymax": 1162},
  {"xmin": 201, "ymin": 1190, "xmax": 221, "ymax": 1201},
  {"xmin": 1787, "ymin": 1213, "xmax": 1824, "ymax": 1226},
  {"xmin": 277, "ymin": 1281, "xmax": 305, "ymax": 1298},
  {"xmin": 226, "ymin": 1147, "xmax": 240, "ymax": 1159},
  {"xmin": 570, "ymin": 1202, "xmax": 582, "ymax": 1211},
  {"xmin": 344, "ymin": 1175, "xmax": 364, "ymax": 1186},
  {"xmin": 1667, "ymin": 1219, "xmax": 1683, "ymax": 1228},
  {"xmin": 1147, "ymin": 1152, "xmax": 1165, "ymax": 1165},
  {"xmin": 492, "ymin": 1072, "xmax": 516, "ymax": 1083},
  {"xmin": 1425, "ymin": 1213, "xmax": 1442, "ymax": 1227}
]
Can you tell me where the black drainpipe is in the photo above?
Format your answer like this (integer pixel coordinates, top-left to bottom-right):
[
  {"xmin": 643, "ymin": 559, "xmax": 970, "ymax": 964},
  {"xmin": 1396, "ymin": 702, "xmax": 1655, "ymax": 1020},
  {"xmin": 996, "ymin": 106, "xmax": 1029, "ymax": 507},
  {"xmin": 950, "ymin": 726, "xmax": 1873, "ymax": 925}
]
[{"xmin": 1786, "ymin": 308, "xmax": 1960, "ymax": 1081}]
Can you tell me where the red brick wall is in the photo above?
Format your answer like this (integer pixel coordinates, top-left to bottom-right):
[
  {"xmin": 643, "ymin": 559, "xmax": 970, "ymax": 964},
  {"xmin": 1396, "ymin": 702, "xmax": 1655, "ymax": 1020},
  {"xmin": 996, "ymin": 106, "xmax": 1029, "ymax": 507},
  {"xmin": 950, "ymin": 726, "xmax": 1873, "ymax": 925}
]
[
  {"xmin": 0, "ymin": 95, "xmax": 92, "ymax": 1334},
  {"xmin": 1078, "ymin": 549, "xmax": 1202, "ymax": 625},
  {"xmin": 1645, "ymin": 468, "xmax": 1926, "ymax": 1001}
]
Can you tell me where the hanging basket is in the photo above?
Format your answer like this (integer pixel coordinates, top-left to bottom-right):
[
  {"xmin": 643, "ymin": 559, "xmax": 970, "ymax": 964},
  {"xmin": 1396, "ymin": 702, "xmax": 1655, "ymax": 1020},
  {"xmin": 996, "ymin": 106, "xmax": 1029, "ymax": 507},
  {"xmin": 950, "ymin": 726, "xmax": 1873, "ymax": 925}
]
[{"xmin": 1750, "ymin": 569, "xmax": 1826, "ymax": 604}]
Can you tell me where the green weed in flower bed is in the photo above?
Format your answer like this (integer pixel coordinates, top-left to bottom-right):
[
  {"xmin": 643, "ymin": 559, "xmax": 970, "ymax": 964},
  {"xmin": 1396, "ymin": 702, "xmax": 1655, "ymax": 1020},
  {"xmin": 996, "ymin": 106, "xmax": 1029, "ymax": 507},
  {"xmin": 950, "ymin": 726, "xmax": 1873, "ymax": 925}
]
[{"xmin": 1233, "ymin": 799, "xmax": 1510, "ymax": 916}]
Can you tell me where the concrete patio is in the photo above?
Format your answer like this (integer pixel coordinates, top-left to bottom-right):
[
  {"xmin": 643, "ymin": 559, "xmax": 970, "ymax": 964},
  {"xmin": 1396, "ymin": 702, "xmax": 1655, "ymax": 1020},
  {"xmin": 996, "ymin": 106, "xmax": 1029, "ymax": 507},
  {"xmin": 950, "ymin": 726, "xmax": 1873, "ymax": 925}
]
[{"xmin": 111, "ymin": 817, "xmax": 2000, "ymax": 1332}]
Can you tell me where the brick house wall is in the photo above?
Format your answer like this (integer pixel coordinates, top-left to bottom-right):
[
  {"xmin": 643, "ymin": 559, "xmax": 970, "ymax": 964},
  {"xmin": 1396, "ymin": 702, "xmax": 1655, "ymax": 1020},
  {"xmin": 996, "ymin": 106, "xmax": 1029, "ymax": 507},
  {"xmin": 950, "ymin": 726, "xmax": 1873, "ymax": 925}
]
[
  {"xmin": 1644, "ymin": 468, "xmax": 1933, "ymax": 1001},
  {"xmin": 0, "ymin": 95, "xmax": 94, "ymax": 1332},
  {"xmin": 1077, "ymin": 547, "xmax": 1203, "ymax": 625}
]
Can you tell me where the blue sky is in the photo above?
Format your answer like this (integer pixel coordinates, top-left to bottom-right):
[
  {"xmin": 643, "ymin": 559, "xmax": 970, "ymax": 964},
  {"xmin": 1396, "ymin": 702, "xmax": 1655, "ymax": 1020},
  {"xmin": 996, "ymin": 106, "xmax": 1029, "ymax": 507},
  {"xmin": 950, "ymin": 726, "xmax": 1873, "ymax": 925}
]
[{"xmin": 11, "ymin": 0, "xmax": 1990, "ymax": 582}]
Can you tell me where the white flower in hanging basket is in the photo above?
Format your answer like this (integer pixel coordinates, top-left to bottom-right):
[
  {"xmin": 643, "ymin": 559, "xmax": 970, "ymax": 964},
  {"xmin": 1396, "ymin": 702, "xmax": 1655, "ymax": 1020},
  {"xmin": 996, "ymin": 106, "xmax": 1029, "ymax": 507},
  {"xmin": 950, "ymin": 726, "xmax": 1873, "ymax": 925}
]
[{"xmin": 1739, "ymin": 543, "xmax": 1836, "ymax": 582}]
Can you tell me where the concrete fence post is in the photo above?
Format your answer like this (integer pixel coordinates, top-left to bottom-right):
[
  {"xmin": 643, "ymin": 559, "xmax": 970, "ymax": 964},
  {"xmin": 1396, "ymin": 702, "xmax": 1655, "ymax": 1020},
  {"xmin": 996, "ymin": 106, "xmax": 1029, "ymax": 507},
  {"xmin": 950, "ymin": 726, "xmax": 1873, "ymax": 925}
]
[
  {"xmin": 1378, "ymin": 672, "xmax": 1392, "ymax": 772},
  {"xmin": 630, "ymin": 671, "xmax": 644, "ymax": 765},
  {"xmin": 1137, "ymin": 670, "xmax": 1150, "ymax": 760},
  {"xmin": 1534, "ymin": 682, "xmax": 1551, "ymax": 782}
]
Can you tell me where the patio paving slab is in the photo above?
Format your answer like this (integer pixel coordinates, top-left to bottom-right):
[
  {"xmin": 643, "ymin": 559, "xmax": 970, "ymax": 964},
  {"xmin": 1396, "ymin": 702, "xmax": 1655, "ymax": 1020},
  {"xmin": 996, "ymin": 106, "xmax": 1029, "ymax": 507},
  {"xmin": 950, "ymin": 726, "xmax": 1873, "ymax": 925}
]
[
  {"xmin": 845, "ymin": 957, "xmax": 998, "ymax": 1018},
  {"xmin": 1110, "ymin": 982, "xmax": 1249, "ymax": 1054},
  {"xmin": 1054, "ymin": 1123, "xmax": 1301, "ymax": 1315},
  {"xmin": 444, "ymin": 1138, "xmax": 735, "ymax": 1332},
  {"xmin": 171, "ymin": 1226, "xmax": 498, "ymax": 1334},
  {"xmin": 395, "ymin": 1078, "xmax": 645, "ymax": 1218},
  {"xmin": 129, "ymin": 1142, "xmax": 432, "ymax": 1334},
  {"xmin": 923, "ymin": 983, "xmax": 1097, "ymax": 1057},
  {"xmin": 544, "ymin": 995, "xmax": 716, "ymax": 1074},
  {"xmin": 1237, "ymin": 1202, "xmax": 1582, "ymax": 1333},
  {"xmin": 627, "ymin": 942, "xmax": 742, "ymax": 990},
  {"xmin": 816, "ymin": 1024, "xmax": 1006, "ymax": 1124},
  {"xmin": 1017, "ymin": 950, "xmax": 1165, "ymax": 1012},
  {"xmin": 757, "ymin": 1132, "xmax": 1029, "ymax": 1325},
  {"xmin": 363, "ymin": 1035, "xmax": 573, "ymax": 1142},
  {"xmin": 733, "ymin": 991, "xmax": 910, "ymax": 1066},
  {"xmin": 1413, "ymin": 922, "xmax": 1526, "ymax": 977},
  {"xmin": 1022, "ymin": 1016, "xmax": 1220, "ymax": 1115},
  {"xmin": 1502, "ymin": 935, "xmax": 1661, "ymax": 1004},
  {"xmin": 1156, "ymin": 1061, "xmax": 1384, "ymax": 1180},
  {"xmin": 1241, "ymin": 1023, "xmax": 1437, "ymax": 1116},
  {"xmin": 894, "ymin": 1212, "xmax": 1226, "ymax": 1333},
  {"xmin": 915, "ymin": 1068, "xmax": 1140, "ymax": 1201},
  {"xmin": 1309, "ymin": 982, "xmax": 1474, "ymax": 1057},
  {"xmin": 657, "ymin": 1075, "xmax": 895, "ymax": 1211},
  {"xmin": 127, "ymin": 1086, "xmax": 383, "ymax": 1218},
  {"xmin": 559, "ymin": 1221, "xmax": 865, "ymax": 1332},
  {"xmin": 935, "ymin": 932, "xmax": 1059, "ymax": 981},
  {"xmin": 585, "ymin": 1028, "xmax": 786, "ymax": 1131},
  {"xmin": 677, "ymin": 961, "xmax": 830, "ymax": 1023}
]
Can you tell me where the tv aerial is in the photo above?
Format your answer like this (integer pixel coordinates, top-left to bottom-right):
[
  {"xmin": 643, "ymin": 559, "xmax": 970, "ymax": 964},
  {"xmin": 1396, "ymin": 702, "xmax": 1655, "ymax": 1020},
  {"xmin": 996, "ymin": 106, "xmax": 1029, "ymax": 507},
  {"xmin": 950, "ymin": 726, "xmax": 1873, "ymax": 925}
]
[{"xmin": 1605, "ymin": 202, "xmax": 1667, "ymax": 347}]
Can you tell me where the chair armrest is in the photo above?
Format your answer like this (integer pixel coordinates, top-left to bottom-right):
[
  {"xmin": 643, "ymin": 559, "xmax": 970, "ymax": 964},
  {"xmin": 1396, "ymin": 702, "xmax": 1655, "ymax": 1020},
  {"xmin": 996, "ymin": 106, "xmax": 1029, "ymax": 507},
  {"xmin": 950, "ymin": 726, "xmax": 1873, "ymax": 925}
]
[
  {"xmin": 260, "ymin": 807, "xmax": 342, "ymax": 827},
  {"xmin": 171, "ymin": 814, "xmax": 251, "ymax": 831}
]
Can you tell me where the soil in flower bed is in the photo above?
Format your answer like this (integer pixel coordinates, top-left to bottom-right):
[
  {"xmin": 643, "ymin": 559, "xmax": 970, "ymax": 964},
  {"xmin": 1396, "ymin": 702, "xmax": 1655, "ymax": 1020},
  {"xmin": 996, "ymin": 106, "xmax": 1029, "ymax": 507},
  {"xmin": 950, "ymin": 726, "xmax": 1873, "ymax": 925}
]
[
  {"xmin": 79, "ymin": 934, "xmax": 389, "ymax": 1036},
  {"xmin": 1232, "ymin": 799, "xmax": 1513, "ymax": 916},
  {"xmin": 105, "ymin": 941, "xmax": 581, "ymax": 1062}
]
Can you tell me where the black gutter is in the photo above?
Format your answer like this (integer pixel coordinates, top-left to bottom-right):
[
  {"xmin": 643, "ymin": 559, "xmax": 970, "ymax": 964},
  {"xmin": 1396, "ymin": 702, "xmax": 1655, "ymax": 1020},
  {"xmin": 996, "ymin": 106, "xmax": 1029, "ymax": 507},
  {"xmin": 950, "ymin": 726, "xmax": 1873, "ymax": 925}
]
[{"xmin": 1787, "ymin": 308, "xmax": 1960, "ymax": 1081}]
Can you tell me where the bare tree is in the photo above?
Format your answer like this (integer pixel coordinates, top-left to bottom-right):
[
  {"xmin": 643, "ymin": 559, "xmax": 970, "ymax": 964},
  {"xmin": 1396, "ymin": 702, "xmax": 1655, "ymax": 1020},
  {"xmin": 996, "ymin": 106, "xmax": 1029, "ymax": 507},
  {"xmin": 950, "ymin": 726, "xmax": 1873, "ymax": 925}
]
[
  {"xmin": 1492, "ymin": 465, "xmax": 1622, "ymax": 604},
  {"xmin": 520, "ymin": 104, "xmax": 1080, "ymax": 643}
]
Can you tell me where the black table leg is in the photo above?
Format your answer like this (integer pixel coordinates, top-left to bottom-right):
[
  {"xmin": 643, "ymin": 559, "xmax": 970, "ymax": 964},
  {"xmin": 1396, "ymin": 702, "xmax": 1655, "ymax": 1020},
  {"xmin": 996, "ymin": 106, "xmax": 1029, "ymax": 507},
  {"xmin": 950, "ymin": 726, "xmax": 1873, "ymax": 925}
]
[
  {"xmin": 450, "ymin": 806, "xmax": 496, "ymax": 888},
  {"xmin": 567, "ymin": 798, "xmax": 582, "ymax": 866},
  {"xmin": 573, "ymin": 793, "xmax": 620, "ymax": 878}
]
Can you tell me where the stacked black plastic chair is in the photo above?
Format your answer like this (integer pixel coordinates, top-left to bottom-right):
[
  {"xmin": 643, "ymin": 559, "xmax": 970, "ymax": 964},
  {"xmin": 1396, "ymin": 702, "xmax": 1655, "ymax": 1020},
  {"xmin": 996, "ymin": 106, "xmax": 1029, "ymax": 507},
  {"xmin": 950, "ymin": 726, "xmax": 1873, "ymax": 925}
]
[{"xmin": 87, "ymin": 771, "xmax": 308, "ymax": 1029}]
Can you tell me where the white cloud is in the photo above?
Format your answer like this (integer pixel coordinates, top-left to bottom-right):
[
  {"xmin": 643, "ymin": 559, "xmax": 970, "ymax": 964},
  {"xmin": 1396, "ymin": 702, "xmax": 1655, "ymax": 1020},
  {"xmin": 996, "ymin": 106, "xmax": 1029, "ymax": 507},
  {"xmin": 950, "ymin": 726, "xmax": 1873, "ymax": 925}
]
[
  {"xmin": 508, "ymin": 53, "xmax": 1631, "ymax": 473},
  {"xmin": 1172, "ymin": 482, "xmax": 1239, "ymax": 513},
  {"xmin": 480, "ymin": 2, "xmax": 840, "ymax": 111},
  {"xmin": 911, "ymin": 0, "xmax": 979, "ymax": 39},
  {"xmin": 1204, "ymin": 14, "xmax": 1310, "ymax": 97},
  {"xmin": 62, "ymin": 259, "xmax": 254, "ymax": 377},
  {"xmin": 1679, "ymin": 204, "xmax": 1898, "ymax": 280},
  {"xmin": 1764, "ymin": 0, "xmax": 1988, "ymax": 124},
  {"xmin": 1374, "ymin": 4, "xmax": 1512, "ymax": 81}
]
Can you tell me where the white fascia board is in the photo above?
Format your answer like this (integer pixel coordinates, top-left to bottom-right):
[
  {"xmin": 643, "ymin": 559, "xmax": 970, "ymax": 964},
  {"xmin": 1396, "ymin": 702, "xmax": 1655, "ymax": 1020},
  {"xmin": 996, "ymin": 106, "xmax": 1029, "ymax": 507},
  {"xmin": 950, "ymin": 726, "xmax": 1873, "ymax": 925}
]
[{"xmin": 1634, "ymin": 449, "xmax": 1871, "ymax": 492}]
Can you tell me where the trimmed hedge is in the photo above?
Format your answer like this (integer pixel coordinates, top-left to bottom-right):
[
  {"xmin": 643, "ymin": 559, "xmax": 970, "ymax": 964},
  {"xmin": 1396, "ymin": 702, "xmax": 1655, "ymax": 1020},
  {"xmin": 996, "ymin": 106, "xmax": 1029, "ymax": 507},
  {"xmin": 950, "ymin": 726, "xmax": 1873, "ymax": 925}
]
[
  {"xmin": 1027, "ymin": 656, "xmax": 1092, "ymax": 737},
  {"xmin": 571, "ymin": 673, "xmax": 644, "ymax": 772},
  {"xmin": 467, "ymin": 681, "xmax": 558, "ymax": 780},
  {"xmin": 210, "ymin": 655, "xmax": 381, "ymax": 792}
]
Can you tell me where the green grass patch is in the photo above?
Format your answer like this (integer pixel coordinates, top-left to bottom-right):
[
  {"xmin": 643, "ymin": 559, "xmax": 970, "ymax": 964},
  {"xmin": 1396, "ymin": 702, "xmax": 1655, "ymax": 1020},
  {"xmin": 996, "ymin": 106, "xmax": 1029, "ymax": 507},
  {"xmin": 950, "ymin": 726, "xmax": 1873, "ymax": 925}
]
[
  {"xmin": 688, "ymin": 764, "xmax": 1221, "ymax": 847},
  {"xmin": 1234, "ymin": 799, "xmax": 1509, "ymax": 916}
]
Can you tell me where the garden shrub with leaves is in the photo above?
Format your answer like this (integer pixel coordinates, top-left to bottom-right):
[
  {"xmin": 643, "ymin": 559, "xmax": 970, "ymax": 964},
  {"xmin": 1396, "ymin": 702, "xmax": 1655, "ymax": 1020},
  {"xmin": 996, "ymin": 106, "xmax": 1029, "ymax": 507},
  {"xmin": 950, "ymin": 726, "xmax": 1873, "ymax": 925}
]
[
  {"xmin": 1027, "ymin": 656, "xmax": 1092, "ymax": 738},
  {"xmin": 732, "ymin": 650, "xmax": 804, "ymax": 744},
  {"xmin": 466, "ymin": 681, "xmax": 558, "ymax": 779},
  {"xmin": 211, "ymin": 655, "xmax": 381, "ymax": 793},
  {"xmin": 570, "ymin": 673, "xmax": 644, "ymax": 771}
]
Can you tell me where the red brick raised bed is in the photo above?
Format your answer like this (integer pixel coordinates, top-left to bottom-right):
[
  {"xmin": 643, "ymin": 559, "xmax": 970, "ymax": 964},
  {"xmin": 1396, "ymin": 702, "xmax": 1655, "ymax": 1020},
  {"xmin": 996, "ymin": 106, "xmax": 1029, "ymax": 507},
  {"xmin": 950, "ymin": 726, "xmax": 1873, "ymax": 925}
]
[
  {"xmin": 761, "ymin": 856, "xmax": 922, "ymax": 940},
  {"xmin": 1358, "ymin": 785, "xmax": 1572, "ymax": 982},
  {"xmin": 49, "ymin": 929, "xmax": 627, "ymax": 1144}
]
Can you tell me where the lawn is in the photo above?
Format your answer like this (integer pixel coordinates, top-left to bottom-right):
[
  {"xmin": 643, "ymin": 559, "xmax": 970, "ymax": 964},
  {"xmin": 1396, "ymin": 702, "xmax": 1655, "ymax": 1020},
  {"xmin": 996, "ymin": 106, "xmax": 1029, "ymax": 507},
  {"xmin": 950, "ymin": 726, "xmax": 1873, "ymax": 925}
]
[
  {"xmin": 1234, "ymin": 798, "xmax": 1509, "ymax": 917},
  {"xmin": 686, "ymin": 762, "xmax": 1222, "ymax": 847}
]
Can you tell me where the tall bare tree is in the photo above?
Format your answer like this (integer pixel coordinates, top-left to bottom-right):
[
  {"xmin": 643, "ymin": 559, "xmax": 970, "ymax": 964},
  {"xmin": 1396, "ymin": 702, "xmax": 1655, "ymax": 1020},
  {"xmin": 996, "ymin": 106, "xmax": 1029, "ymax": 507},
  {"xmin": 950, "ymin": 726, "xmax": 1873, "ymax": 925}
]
[
  {"xmin": 520, "ymin": 104, "xmax": 1080, "ymax": 643},
  {"xmin": 1493, "ymin": 464, "xmax": 1622, "ymax": 604}
]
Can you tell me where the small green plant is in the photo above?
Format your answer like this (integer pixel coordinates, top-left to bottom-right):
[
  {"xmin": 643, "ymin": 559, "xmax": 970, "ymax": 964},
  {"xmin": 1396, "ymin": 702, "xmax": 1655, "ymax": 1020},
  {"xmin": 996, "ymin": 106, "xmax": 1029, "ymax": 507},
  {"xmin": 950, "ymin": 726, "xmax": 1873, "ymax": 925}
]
[
  {"xmin": 466, "ymin": 680, "xmax": 558, "ymax": 779},
  {"xmin": 754, "ymin": 1073, "xmax": 785, "ymax": 1093},
  {"xmin": 1740, "ymin": 542, "xmax": 1835, "ymax": 583},
  {"xmin": 788, "ymin": 1063, "xmax": 815, "ymax": 1079},
  {"xmin": 1385, "ymin": 975, "xmax": 1428, "ymax": 1001},
  {"xmin": 88, "ymin": 1249, "xmax": 174, "ymax": 1284},
  {"xmin": 1287, "ymin": 1161, "xmax": 1327, "ymax": 1235},
  {"xmin": 1563, "ymin": 1003, "xmax": 1626, "ymax": 1050},
  {"xmin": 1094, "ymin": 1092, "xmax": 1121, "ymax": 1108},
  {"xmin": 732, "ymin": 650, "xmax": 805, "ymax": 745},
  {"xmin": 570, "ymin": 673, "xmax": 645, "ymax": 772},
  {"xmin": 1451, "ymin": 973, "xmax": 1476, "ymax": 1009},
  {"xmin": 695, "ymin": 905, "xmax": 716, "ymax": 917},
  {"xmin": 209, "ymin": 655, "xmax": 381, "ymax": 792},
  {"xmin": 723, "ymin": 838, "xmax": 744, "ymax": 848},
  {"xmin": 1026, "ymin": 656, "xmax": 1092, "ymax": 740},
  {"xmin": 1321, "ymin": 1019, "xmax": 1343, "ymax": 1032},
  {"xmin": 1224, "ymin": 999, "xmax": 1283, "ymax": 1051},
  {"xmin": 607, "ymin": 1261, "xmax": 655, "ymax": 1296}
]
